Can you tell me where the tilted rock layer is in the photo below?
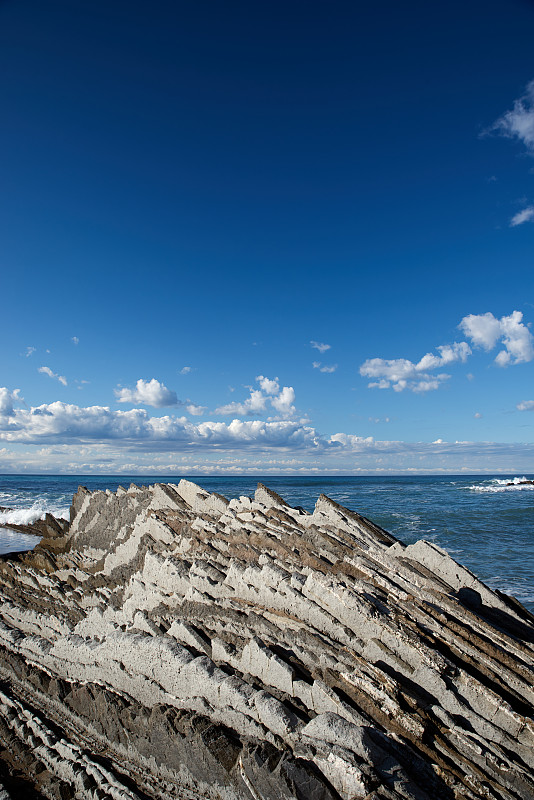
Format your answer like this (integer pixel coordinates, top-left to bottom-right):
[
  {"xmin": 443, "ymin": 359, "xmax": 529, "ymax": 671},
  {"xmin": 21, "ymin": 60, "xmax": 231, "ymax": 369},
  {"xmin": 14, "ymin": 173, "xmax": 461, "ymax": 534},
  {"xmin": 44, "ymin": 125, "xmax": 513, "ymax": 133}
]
[{"xmin": 0, "ymin": 480, "xmax": 532, "ymax": 800}]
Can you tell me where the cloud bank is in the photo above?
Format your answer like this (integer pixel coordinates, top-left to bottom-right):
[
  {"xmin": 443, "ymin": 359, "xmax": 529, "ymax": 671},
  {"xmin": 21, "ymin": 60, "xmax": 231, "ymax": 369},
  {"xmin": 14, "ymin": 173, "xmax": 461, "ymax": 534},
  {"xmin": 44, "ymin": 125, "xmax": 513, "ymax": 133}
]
[
  {"xmin": 1, "ymin": 383, "xmax": 534, "ymax": 475},
  {"xmin": 0, "ymin": 396, "xmax": 317, "ymax": 450}
]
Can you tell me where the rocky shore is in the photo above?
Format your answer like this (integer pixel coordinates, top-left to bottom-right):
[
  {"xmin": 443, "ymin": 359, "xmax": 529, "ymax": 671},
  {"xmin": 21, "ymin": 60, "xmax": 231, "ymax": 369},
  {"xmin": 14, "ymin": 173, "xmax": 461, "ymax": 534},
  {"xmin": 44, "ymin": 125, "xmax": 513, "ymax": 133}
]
[{"xmin": 0, "ymin": 479, "xmax": 532, "ymax": 799}]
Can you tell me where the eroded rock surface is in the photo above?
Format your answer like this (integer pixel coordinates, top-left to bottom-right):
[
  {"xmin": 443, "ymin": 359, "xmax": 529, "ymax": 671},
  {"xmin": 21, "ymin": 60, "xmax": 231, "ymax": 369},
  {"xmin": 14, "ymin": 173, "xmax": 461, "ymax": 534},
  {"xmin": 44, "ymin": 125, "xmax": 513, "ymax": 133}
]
[{"xmin": 0, "ymin": 480, "xmax": 532, "ymax": 800}]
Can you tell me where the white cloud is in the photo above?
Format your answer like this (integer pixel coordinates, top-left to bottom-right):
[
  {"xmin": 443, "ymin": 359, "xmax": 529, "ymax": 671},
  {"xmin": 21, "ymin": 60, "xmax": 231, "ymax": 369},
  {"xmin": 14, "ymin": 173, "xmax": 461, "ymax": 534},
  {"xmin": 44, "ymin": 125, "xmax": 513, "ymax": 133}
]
[
  {"xmin": 328, "ymin": 433, "xmax": 374, "ymax": 447},
  {"xmin": 180, "ymin": 366, "xmax": 192, "ymax": 374},
  {"xmin": 517, "ymin": 400, "xmax": 534, "ymax": 411},
  {"xmin": 510, "ymin": 206, "xmax": 534, "ymax": 227},
  {"xmin": 362, "ymin": 312, "xmax": 534, "ymax": 391},
  {"xmin": 25, "ymin": 346, "xmax": 36, "ymax": 358},
  {"xmin": 459, "ymin": 310, "xmax": 534, "ymax": 366},
  {"xmin": 474, "ymin": 412, "xmax": 482, "ymax": 419},
  {"xmin": 416, "ymin": 342, "xmax": 471, "ymax": 370},
  {"xmin": 257, "ymin": 375, "xmax": 280, "ymax": 395},
  {"xmin": 115, "ymin": 378, "xmax": 178, "ymax": 408},
  {"xmin": 310, "ymin": 341, "xmax": 331, "ymax": 353},
  {"xmin": 0, "ymin": 398, "xmax": 317, "ymax": 450},
  {"xmin": 186, "ymin": 404, "xmax": 207, "ymax": 416},
  {"xmin": 313, "ymin": 362, "xmax": 338, "ymax": 373},
  {"xmin": 270, "ymin": 386, "xmax": 296, "ymax": 417},
  {"xmin": 490, "ymin": 80, "xmax": 534, "ymax": 154},
  {"xmin": 0, "ymin": 388, "xmax": 21, "ymax": 418},
  {"xmin": 360, "ymin": 342, "xmax": 470, "ymax": 393},
  {"xmin": 71, "ymin": 336, "xmax": 79, "ymax": 345},
  {"xmin": 39, "ymin": 366, "xmax": 67, "ymax": 386},
  {"xmin": 459, "ymin": 312, "xmax": 501, "ymax": 350},
  {"xmin": 216, "ymin": 390, "xmax": 267, "ymax": 416},
  {"xmin": 216, "ymin": 376, "xmax": 296, "ymax": 419},
  {"xmin": 3, "ymin": 390, "xmax": 534, "ymax": 474}
]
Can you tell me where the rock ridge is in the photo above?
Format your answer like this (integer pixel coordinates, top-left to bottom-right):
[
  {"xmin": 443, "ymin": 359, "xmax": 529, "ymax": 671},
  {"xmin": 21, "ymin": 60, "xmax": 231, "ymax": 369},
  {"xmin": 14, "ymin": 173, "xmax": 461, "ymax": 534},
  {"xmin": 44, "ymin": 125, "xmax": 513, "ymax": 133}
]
[{"xmin": 0, "ymin": 478, "xmax": 531, "ymax": 799}]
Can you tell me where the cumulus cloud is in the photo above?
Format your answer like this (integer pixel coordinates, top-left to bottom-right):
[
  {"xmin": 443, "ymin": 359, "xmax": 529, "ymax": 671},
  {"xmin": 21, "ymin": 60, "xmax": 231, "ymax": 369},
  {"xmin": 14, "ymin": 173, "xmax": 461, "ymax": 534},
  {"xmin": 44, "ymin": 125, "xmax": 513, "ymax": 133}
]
[
  {"xmin": 328, "ymin": 433, "xmax": 374, "ymax": 447},
  {"xmin": 0, "ymin": 388, "xmax": 22, "ymax": 418},
  {"xmin": 459, "ymin": 310, "xmax": 534, "ymax": 366},
  {"xmin": 216, "ymin": 376, "xmax": 296, "ymax": 418},
  {"xmin": 416, "ymin": 342, "xmax": 471, "ymax": 370},
  {"xmin": 310, "ymin": 341, "xmax": 331, "ymax": 353},
  {"xmin": 270, "ymin": 386, "xmax": 296, "ymax": 417},
  {"xmin": 71, "ymin": 336, "xmax": 79, "ymax": 345},
  {"xmin": 39, "ymin": 366, "xmax": 67, "ymax": 386},
  {"xmin": 215, "ymin": 390, "xmax": 267, "ymax": 416},
  {"xmin": 312, "ymin": 362, "xmax": 338, "ymax": 373},
  {"xmin": 489, "ymin": 80, "xmax": 534, "ymax": 154},
  {"xmin": 3, "ymin": 389, "xmax": 534, "ymax": 474},
  {"xmin": 510, "ymin": 206, "xmax": 534, "ymax": 227},
  {"xmin": 360, "ymin": 342, "xmax": 470, "ymax": 393},
  {"xmin": 115, "ymin": 378, "xmax": 178, "ymax": 408},
  {"xmin": 25, "ymin": 346, "xmax": 36, "ymax": 358},
  {"xmin": 517, "ymin": 400, "xmax": 534, "ymax": 411},
  {"xmin": 0, "ymin": 398, "xmax": 318, "ymax": 451},
  {"xmin": 180, "ymin": 366, "xmax": 192, "ymax": 375},
  {"xmin": 186, "ymin": 404, "xmax": 207, "ymax": 416},
  {"xmin": 257, "ymin": 375, "xmax": 280, "ymax": 395}
]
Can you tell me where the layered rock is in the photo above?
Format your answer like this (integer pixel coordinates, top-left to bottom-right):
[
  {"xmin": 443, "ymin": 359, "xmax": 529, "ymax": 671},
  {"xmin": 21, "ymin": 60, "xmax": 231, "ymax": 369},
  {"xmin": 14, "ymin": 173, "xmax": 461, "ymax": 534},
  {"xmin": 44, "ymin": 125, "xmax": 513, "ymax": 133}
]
[{"xmin": 0, "ymin": 480, "xmax": 532, "ymax": 800}]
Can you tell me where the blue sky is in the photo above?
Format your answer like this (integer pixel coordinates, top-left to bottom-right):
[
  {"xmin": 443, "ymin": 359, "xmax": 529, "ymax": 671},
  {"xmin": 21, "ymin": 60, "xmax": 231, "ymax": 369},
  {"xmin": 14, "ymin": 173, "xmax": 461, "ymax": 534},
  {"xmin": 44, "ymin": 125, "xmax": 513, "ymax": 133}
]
[{"xmin": 2, "ymin": 0, "xmax": 534, "ymax": 474}]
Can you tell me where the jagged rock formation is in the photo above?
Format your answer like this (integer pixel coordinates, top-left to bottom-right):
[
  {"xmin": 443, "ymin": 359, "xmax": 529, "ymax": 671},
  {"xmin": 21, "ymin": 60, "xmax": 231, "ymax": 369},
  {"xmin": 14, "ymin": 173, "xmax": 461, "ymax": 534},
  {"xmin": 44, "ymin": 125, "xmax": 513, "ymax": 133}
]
[{"xmin": 0, "ymin": 480, "xmax": 532, "ymax": 800}]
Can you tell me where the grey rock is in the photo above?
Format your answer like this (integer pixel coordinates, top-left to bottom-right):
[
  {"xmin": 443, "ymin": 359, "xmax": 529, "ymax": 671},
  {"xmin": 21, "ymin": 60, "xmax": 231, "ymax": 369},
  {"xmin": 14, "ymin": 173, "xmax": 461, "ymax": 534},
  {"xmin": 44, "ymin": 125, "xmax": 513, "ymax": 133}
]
[{"xmin": 0, "ymin": 480, "xmax": 532, "ymax": 799}]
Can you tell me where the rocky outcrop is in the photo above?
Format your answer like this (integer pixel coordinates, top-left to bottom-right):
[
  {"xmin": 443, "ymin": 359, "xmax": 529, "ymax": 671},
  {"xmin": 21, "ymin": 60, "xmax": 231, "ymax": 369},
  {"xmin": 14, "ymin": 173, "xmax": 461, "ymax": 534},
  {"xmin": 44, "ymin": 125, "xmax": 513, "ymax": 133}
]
[{"xmin": 0, "ymin": 480, "xmax": 532, "ymax": 800}]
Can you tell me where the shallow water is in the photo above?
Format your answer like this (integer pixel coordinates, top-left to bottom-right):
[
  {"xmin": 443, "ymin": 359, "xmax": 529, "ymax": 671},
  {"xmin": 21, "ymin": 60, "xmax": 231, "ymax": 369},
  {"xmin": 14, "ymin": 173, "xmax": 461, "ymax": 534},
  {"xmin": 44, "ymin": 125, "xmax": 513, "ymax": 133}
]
[{"xmin": 1, "ymin": 473, "xmax": 533, "ymax": 610}]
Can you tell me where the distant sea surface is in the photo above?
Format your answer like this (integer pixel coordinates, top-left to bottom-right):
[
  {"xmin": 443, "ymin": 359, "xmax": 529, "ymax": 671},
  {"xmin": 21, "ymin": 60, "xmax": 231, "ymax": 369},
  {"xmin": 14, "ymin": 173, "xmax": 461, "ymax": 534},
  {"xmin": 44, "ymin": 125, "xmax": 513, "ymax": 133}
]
[{"xmin": 1, "ymin": 473, "xmax": 533, "ymax": 611}]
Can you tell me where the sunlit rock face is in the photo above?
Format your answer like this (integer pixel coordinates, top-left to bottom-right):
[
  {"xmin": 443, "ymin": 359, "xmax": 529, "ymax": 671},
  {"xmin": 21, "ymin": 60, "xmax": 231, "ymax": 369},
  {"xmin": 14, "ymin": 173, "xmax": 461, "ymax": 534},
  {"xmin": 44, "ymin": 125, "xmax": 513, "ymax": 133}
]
[{"xmin": 0, "ymin": 479, "xmax": 532, "ymax": 800}]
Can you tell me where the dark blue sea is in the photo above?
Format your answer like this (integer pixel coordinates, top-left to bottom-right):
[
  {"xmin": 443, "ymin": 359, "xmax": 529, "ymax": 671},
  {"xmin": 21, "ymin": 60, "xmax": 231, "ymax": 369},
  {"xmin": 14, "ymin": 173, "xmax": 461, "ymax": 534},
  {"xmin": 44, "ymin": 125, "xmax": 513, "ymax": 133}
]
[{"xmin": 1, "ymin": 474, "xmax": 533, "ymax": 611}]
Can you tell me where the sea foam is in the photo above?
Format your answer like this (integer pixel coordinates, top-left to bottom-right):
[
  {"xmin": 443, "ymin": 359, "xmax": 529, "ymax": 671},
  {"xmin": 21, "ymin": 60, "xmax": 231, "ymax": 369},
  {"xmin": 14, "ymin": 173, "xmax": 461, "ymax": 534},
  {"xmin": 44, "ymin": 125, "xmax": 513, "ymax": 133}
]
[
  {"xmin": 467, "ymin": 476, "xmax": 534, "ymax": 493},
  {"xmin": 0, "ymin": 500, "xmax": 69, "ymax": 527}
]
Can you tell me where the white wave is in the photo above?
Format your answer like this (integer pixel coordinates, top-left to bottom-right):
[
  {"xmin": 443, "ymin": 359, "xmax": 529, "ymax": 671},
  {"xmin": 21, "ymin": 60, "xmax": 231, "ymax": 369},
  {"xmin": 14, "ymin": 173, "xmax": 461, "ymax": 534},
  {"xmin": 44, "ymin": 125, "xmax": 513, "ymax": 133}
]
[
  {"xmin": 486, "ymin": 577, "xmax": 534, "ymax": 605},
  {"xmin": 0, "ymin": 501, "xmax": 69, "ymax": 527},
  {"xmin": 467, "ymin": 476, "xmax": 534, "ymax": 493}
]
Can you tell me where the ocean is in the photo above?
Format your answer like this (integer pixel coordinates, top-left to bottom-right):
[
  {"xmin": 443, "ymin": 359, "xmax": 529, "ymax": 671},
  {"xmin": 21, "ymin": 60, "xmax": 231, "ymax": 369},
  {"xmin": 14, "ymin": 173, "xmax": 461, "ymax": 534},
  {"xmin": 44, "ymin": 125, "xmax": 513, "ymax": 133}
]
[{"xmin": 1, "ymin": 473, "xmax": 533, "ymax": 611}]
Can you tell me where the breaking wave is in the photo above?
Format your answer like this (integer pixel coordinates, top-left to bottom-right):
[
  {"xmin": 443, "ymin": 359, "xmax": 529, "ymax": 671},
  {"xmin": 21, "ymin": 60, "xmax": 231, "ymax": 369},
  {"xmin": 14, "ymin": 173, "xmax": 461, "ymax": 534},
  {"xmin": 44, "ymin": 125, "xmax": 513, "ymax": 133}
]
[
  {"xmin": 0, "ymin": 500, "xmax": 69, "ymax": 527},
  {"xmin": 467, "ymin": 477, "xmax": 534, "ymax": 493}
]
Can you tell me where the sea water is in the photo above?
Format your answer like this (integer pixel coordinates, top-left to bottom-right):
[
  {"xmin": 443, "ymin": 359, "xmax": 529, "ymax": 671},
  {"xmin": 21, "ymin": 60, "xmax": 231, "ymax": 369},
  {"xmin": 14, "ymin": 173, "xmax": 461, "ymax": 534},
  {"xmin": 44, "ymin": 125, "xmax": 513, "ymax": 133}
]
[{"xmin": 0, "ymin": 473, "xmax": 533, "ymax": 611}]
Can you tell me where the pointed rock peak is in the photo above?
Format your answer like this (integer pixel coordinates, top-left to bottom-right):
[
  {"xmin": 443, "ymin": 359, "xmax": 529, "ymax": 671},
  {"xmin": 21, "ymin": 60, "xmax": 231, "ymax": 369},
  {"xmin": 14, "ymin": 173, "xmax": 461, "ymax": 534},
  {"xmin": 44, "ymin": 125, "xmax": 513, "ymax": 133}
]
[
  {"xmin": 174, "ymin": 479, "xmax": 228, "ymax": 515},
  {"xmin": 255, "ymin": 484, "xmax": 289, "ymax": 509},
  {"xmin": 70, "ymin": 486, "xmax": 91, "ymax": 521},
  {"xmin": 314, "ymin": 493, "xmax": 342, "ymax": 515}
]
